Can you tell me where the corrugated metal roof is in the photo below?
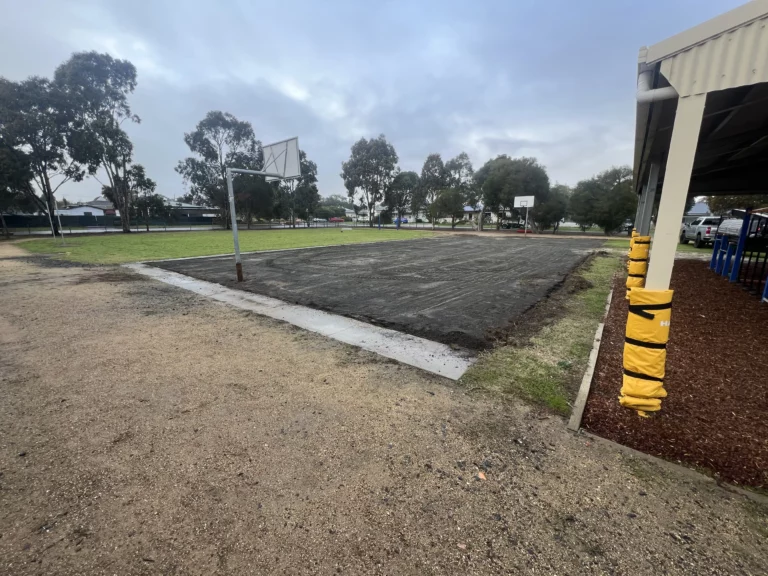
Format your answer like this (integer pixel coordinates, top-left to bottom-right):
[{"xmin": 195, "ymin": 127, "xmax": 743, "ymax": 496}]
[
  {"xmin": 659, "ymin": 13, "xmax": 768, "ymax": 97},
  {"xmin": 645, "ymin": 0, "xmax": 768, "ymax": 63},
  {"xmin": 634, "ymin": 1, "xmax": 768, "ymax": 193}
]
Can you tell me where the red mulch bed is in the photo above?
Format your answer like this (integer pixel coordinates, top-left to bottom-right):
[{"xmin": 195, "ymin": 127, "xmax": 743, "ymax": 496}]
[{"xmin": 582, "ymin": 259, "xmax": 768, "ymax": 488}]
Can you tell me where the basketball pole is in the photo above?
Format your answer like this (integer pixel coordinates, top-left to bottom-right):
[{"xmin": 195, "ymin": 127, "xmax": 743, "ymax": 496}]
[
  {"xmin": 225, "ymin": 168, "xmax": 243, "ymax": 281},
  {"xmin": 226, "ymin": 167, "xmax": 284, "ymax": 282},
  {"xmin": 524, "ymin": 205, "xmax": 529, "ymax": 238}
]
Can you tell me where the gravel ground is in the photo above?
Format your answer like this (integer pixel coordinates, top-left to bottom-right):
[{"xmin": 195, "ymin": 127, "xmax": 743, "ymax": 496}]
[{"xmin": 1, "ymin": 244, "xmax": 766, "ymax": 575}]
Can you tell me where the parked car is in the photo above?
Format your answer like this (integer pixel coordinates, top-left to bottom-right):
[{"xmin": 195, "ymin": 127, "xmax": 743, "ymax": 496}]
[
  {"xmin": 680, "ymin": 216, "xmax": 721, "ymax": 248},
  {"xmin": 328, "ymin": 217, "xmax": 344, "ymax": 222},
  {"xmin": 501, "ymin": 221, "xmax": 524, "ymax": 230},
  {"xmin": 394, "ymin": 217, "xmax": 409, "ymax": 224}
]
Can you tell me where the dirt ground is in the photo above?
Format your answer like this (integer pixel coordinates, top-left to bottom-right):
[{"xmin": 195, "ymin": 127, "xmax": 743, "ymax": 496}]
[
  {"xmin": 583, "ymin": 260, "xmax": 768, "ymax": 488},
  {"xmin": 151, "ymin": 236, "xmax": 602, "ymax": 350},
  {"xmin": 1, "ymin": 243, "xmax": 766, "ymax": 576}
]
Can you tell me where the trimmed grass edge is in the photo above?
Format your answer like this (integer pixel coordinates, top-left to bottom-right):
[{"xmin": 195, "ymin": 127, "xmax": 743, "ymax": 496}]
[{"xmin": 459, "ymin": 252, "xmax": 623, "ymax": 414}]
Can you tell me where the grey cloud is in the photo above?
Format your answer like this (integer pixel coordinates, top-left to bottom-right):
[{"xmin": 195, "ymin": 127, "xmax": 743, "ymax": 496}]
[{"xmin": 0, "ymin": 0, "xmax": 745, "ymax": 202}]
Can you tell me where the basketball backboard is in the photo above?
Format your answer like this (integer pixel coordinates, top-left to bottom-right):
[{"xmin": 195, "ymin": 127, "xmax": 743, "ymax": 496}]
[
  {"xmin": 262, "ymin": 137, "xmax": 301, "ymax": 182},
  {"xmin": 514, "ymin": 195, "xmax": 535, "ymax": 208}
]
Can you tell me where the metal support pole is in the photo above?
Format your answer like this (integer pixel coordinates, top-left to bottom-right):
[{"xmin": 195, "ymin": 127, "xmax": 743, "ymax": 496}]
[
  {"xmin": 729, "ymin": 210, "xmax": 752, "ymax": 283},
  {"xmin": 646, "ymin": 94, "xmax": 706, "ymax": 290},
  {"xmin": 524, "ymin": 206, "xmax": 529, "ymax": 237},
  {"xmin": 222, "ymin": 166, "xmax": 284, "ymax": 282},
  {"xmin": 639, "ymin": 163, "xmax": 659, "ymax": 236},
  {"xmin": 226, "ymin": 168, "xmax": 243, "ymax": 282},
  {"xmin": 634, "ymin": 185, "xmax": 646, "ymax": 231}
]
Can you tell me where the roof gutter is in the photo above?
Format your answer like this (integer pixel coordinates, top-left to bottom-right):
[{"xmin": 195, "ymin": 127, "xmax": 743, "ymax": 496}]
[{"xmin": 636, "ymin": 69, "xmax": 678, "ymax": 103}]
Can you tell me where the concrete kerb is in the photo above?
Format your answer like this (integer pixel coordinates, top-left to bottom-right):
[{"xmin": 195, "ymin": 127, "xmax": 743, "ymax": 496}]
[
  {"xmin": 123, "ymin": 262, "xmax": 474, "ymax": 381},
  {"xmin": 567, "ymin": 283, "xmax": 614, "ymax": 431}
]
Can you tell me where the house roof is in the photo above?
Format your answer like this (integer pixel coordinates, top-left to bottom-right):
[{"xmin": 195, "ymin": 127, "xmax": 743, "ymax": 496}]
[
  {"xmin": 66, "ymin": 204, "xmax": 106, "ymax": 210},
  {"xmin": 159, "ymin": 195, "xmax": 209, "ymax": 210},
  {"xmin": 86, "ymin": 196, "xmax": 115, "ymax": 209}
]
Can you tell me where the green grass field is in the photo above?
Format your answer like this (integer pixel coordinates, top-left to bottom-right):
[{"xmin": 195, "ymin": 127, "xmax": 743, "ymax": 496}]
[
  {"xmin": 20, "ymin": 228, "xmax": 435, "ymax": 265},
  {"xmin": 461, "ymin": 253, "xmax": 623, "ymax": 413},
  {"xmin": 602, "ymin": 238, "xmax": 709, "ymax": 254}
]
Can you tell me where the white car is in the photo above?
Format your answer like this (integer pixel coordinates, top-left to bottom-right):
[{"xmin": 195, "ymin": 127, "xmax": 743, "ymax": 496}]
[{"xmin": 680, "ymin": 216, "xmax": 721, "ymax": 248}]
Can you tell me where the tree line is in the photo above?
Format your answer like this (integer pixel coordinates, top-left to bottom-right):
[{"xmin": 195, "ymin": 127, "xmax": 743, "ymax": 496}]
[
  {"xmin": 341, "ymin": 134, "xmax": 637, "ymax": 233},
  {"xmin": 2, "ymin": 50, "xmax": 637, "ymax": 238},
  {"xmin": 174, "ymin": 110, "xmax": 319, "ymax": 229},
  {"xmin": 0, "ymin": 51, "xmax": 321, "ymax": 237},
  {"xmin": 0, "ymin": 51, "xmax": 160, "ymax": 235}
]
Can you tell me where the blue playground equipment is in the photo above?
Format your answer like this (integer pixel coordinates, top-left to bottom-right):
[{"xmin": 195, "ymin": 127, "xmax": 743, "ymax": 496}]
[{"xmin": 710, "ymin": 209, "xmax": 768, "ymax": 302}]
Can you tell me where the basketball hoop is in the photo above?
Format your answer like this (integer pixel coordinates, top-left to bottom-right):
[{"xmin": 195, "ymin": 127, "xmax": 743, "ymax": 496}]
[
  {"xmin": 514, "ymin": 196, "xmax": 535, "ymax": 237},
  {"xmin": 226, "ymin": 137, "xmax": 301, "ymax": 281}
]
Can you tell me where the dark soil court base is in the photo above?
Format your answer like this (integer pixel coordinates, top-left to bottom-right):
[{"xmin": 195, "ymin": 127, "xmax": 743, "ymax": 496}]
[
  {"xmin": 583, "ymin": 260, "xmax": 768, "ymax": 487},
  {"xmin": 152, "ymin": 236, "xmax": 603, "ymax": 349}
]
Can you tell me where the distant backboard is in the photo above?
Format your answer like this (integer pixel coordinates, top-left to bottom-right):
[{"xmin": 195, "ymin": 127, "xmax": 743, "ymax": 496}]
[
  {"xmin": 514, "ymin": 195, "xmax": 535, "ymax": 208},
  {"xmin": 262, "ymin": 137, "xmax": 301, "ymax": 182}
]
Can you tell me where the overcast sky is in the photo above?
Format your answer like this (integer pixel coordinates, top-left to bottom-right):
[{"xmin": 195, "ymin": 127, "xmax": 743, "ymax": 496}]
[{"xmin": 0, "ymin": 0, "xmax": 744, "ymax": 203}]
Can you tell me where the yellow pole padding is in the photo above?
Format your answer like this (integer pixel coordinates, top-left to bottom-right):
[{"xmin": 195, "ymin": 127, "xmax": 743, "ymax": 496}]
[
  {"xmin": 626, "ymin": 235, "xmax": 651, "ymax": 298},
  {"xmin": 620, "ymin": 287, "xmax": 673, "ymax": 414},
  {"xmin": 628, "ymin": 229, "xmax": 638, "ymax": 257}
]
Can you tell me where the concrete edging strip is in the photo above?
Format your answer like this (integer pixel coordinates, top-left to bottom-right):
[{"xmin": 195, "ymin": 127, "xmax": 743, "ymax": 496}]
[
  {"xmin": 567, "ymin": 286, "xmax": 614, "ymax": 431},
  {"xmin": 123, "ymin": 263, "xmax": 474, "ymax": 381}
]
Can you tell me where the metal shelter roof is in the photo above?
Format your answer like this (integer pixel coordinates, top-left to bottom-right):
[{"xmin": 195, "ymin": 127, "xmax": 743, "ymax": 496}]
[{"xmin": 634, "ymin": 0, "xmax": 768, "ymax": 198}]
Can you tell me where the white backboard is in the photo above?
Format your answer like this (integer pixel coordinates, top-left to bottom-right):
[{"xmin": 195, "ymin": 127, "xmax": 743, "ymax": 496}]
[
  {"xmin": 262, "ymin": 137, "xmax": 301, "ymax": 182},
  {"xmin": 514, "ymin": 195, "xmax": 535, "ymax": 208}
]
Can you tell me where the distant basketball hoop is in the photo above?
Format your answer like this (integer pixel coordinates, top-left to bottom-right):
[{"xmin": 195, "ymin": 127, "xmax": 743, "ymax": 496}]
[
  {"xmin": 513, "ymin": 196, "xmax": 535, "ymax": 236},
  {"xmin": 226, "ymin": 137, "xmax": 301, "ymax": 281}
]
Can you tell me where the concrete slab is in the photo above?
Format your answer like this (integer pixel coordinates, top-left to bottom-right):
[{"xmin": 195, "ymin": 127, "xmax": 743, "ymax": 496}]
[
  {"xmin": 150, "ymin": 236, "xmax": 603, "ymax": 349},
  {"xmin": 125, "ymin": 263, "xmax": 474, "ymax": 380}
]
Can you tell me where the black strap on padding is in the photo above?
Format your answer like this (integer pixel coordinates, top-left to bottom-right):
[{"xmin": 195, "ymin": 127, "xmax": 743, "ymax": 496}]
[
  {"xmin": 634, "ymin": 240, "xmax": 651, "ymax": 245},
  {"xmin": 628, "ymin": 302, "xmax": 671, "ymax": 320},
  {"xmin": 628, "ymin": 257, "xmax": 648, "ymax": 262},
  {"xmin": 624, "ymin": 368, "xmax": 664, "ymax": 382},
  {"xmin": 628, "ymin": 273, "xmax": 646, "ymax": 278},
  {"xmin": 625, "ymin": 336, "xmax": 666, "ymax": 350}
]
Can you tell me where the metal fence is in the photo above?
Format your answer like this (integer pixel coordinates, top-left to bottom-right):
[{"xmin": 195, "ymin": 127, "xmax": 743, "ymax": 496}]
[{"xmin": 2, "ymin": 214, "xmax": 218, "ymax": 235}]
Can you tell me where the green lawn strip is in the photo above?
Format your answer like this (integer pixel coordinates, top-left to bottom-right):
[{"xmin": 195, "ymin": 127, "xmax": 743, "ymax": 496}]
[
  {"xmin": 7, "ymin": 226, "xmax": 87, "ymax": 232},
  {"xmin": 20, "ymin": 228, "xmax": 434, "ymax": 265},
  {"xmin": 460, "ymin": 253, "xmax": 623, "ymax": 414},
  {"xmin": 603, "ymin": 238, "xmax": 709, "ymax": 254}
]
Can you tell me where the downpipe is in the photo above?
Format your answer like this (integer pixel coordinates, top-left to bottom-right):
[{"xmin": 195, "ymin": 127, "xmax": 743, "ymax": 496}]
[{"xmin": 636, "ymin": 69, "xmax": 677, "ymax": 104}]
